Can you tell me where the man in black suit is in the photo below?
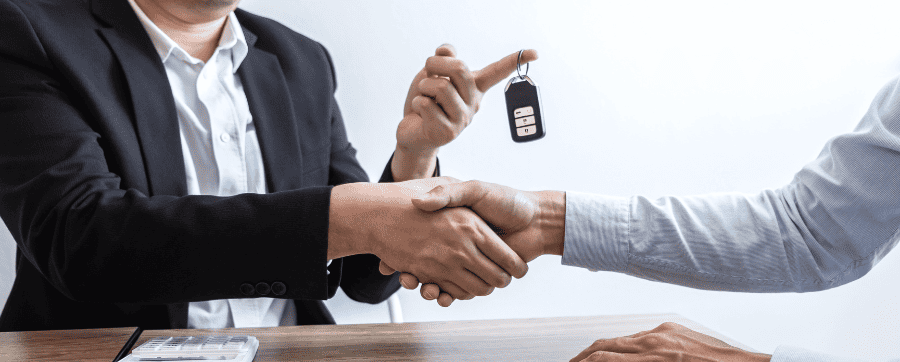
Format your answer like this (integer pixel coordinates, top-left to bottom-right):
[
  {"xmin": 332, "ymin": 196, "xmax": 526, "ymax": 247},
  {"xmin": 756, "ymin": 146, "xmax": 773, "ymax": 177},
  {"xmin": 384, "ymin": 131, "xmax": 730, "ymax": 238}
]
[{"xmin": 0, "ymin": 0, "xmax": 537, "ymax": 331}]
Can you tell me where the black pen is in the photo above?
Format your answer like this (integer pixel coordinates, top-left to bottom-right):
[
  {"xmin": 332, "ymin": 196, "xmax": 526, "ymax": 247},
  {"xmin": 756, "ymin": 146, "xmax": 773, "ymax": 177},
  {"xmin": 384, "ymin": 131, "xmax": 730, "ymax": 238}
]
[{"xmin": 113, "ymin": 326, "xmax": 144, "ymax": 362}]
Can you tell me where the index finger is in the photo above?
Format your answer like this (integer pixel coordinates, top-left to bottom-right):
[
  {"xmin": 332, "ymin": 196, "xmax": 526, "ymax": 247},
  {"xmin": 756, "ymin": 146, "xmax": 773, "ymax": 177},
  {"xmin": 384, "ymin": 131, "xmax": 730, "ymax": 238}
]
[{"xmin": 473, "ymin": 49, "xmax": 539, "ymax": 93}]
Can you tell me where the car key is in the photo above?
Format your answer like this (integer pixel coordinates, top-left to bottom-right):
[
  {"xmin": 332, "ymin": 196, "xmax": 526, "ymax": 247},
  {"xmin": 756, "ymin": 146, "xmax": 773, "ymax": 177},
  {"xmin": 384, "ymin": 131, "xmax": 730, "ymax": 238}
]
[{"xmin": 504, "ymin": 50, "xmax": 545, "ymax": 142}]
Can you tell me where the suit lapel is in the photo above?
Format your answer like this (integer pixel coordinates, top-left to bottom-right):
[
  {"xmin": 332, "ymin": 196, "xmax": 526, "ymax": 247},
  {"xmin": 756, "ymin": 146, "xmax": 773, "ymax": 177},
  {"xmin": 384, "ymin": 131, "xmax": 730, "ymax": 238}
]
[
  {"xmin": 237, "ymin": 29, "xmax": 305, "ymax": 193},
  {"xmin": 93, "ymin": 0, "xmax": 187, "ymax": 198}
]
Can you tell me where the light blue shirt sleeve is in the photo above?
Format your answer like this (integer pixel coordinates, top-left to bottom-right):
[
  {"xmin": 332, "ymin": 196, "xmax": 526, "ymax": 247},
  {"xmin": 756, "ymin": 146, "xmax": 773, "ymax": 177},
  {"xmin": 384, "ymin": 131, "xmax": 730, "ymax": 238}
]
[{"xmin": 561, "ymin": 76, "xmax": 900, "ymax": 293}]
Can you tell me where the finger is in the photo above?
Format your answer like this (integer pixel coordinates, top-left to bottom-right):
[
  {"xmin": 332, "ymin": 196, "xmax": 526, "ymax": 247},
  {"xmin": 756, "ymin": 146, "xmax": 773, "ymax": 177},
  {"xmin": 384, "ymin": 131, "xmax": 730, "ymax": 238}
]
[
  {"xmin": 435, "ymin": 43, "xmax": 457, "ymax": 58},
  {"xmin": 474, "ymin": 49, "xmax": 539, "ymax": 93},
  {"xmin": 398, "ymin": 272, "xmax": 420, "ymax": 290},
  {"xmin": 569, "ymin": 337, "xmax": 648, "ymax": 362},
  {"xmin": 450, "ymin": 266, "xmax": 497, "ymax": 297},
  {"xmin": 433, "ymin": 280, "xmax": 473, "ymax": 301},
  {"xmin": 420, "ymin": 283, "xmax": 441, "ymax": 300},
  {"xmin": 411, "ymin": 181, "xmax": 490, "ymax": 212},
  {"xmin": 418, "ymin": 77, "xmax": 468, "ymax": 124},
  {"xmin": 588, "ymin": 337, "xmax": 645, "ymax": 354},
  {"xmin": 473, "ymin": 218, "xmax": 529, "ymax": 279},
  {"xmin": 425, "ymin": 56, "xmax": 478, "ymax": 105},
  {"xmin": 379, "ymin": 260, "xmax": 397, "ymax": 275},
  {"xmin": 582, "ymin": 350, "xmax": 641, "ymax": 362},
  {"xmin": 437, "ymin": 292, "xmax": 455, "ymax": 307},
  {"xmin": 411, "ymin": 95, "xmax": 456, "ymax": 145}
]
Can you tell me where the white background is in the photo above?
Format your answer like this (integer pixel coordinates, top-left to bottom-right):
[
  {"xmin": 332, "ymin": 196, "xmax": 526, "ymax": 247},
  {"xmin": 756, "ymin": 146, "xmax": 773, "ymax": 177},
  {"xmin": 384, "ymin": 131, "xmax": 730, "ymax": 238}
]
[{"xmin": 2, "ymin": 0, "xmax": 899, "ymax": 360}]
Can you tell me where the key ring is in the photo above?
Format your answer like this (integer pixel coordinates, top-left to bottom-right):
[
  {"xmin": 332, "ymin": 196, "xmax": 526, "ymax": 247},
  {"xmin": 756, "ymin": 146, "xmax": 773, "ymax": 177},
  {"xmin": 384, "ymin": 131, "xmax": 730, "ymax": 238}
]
[{"xmin": 516, "ymin": 49, "xmax": 528, "ymax": 80}]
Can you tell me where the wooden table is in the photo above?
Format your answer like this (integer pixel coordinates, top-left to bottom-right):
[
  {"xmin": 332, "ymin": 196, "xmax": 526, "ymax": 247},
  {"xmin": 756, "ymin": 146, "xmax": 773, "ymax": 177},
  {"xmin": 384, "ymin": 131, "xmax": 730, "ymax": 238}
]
[
  {"xmin": 0, "ymin": 314, "xmax": 752, "ymax": 361},
  {"xmin": 0, "ymin": 326, "xmax": 138, "ymax": 362},
  {"xmin": 133, "ymin": 313, "xmax": 752, "ymax": 361}
]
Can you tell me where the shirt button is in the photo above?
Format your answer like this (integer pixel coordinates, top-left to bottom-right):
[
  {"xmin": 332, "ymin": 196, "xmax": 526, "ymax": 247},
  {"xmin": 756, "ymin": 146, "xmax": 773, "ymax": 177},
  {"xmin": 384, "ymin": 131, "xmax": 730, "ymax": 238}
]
[{"xmin": 220, "ymin": 133, "xmax": 231, "ymax": 143}]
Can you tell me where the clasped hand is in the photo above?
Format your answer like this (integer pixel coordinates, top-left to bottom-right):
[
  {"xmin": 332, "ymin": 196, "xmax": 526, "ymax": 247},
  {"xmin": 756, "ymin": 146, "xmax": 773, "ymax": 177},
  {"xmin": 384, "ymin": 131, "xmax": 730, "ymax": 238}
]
[{"xmin": 378, "ymin": 178, "xmax": 566, "ymax": 306}]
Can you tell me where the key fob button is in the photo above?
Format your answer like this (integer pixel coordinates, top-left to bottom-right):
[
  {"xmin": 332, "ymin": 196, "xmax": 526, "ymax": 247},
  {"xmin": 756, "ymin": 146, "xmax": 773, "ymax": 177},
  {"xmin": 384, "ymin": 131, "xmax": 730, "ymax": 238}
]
[
  {"xmin": 514, "ymin": 106, "xmax": 534, "ymax": 118},
  {"xmin": 516, "ymin": 125, "xmax": 537, "ymax": 137},
  {"xmin": 515, "ymin": 116, "xmax": 536, "ymax": 127}
]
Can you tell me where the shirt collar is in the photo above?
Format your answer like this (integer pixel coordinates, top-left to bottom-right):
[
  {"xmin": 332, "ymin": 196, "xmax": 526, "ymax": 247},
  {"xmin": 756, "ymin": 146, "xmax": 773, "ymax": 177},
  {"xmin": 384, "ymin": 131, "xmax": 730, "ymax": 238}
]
[{"xmin": 127, "ymin": 0, "xmax": 248, "ymax": 72}]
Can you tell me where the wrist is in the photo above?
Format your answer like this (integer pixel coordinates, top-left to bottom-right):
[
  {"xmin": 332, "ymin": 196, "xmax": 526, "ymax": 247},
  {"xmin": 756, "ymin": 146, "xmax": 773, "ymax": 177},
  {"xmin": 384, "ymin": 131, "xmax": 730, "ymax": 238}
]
[
  {"xmin": 535, "ymin": 190, "xmax": 566, "ymax": 256},
  {"xmin": 327, "ymin": 183, "xmax": 377, "ymax": 259},
  {"xmin": 391, "ymin": 144, "xmax": 438, "ymax": 182}
]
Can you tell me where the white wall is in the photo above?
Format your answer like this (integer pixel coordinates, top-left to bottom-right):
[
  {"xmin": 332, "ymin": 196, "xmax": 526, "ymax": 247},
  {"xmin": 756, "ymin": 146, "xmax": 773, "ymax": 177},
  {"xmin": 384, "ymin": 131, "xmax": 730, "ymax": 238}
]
[
  {"xmin": 1, "ymin": 0, "xmax": 898, "ymax": 359},
  {"xmin": 237, "ymin": 0, "xmax": 900, "ymax": 360}
]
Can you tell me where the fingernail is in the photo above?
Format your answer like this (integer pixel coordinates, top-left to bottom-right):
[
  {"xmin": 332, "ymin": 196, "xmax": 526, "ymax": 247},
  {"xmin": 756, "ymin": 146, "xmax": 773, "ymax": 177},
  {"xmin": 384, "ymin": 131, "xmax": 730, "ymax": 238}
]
[{"xmin": 423, "ymin": 291, "xmax": 434, "ymax": 299}]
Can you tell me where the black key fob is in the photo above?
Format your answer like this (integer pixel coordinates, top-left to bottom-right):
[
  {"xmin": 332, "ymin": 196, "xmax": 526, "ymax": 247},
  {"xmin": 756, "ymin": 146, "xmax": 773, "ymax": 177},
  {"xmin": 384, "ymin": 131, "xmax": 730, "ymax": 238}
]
[{"xmin": 505, "ymin": 75, "xmax": 545, "ymax": 142}]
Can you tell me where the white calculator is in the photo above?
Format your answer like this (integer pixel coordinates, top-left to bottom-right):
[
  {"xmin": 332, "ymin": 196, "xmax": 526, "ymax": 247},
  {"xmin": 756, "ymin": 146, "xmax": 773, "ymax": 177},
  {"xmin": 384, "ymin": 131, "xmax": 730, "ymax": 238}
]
[{"xmin": 120, "ymin": 335, "xmax": 259, "ymax": 362}]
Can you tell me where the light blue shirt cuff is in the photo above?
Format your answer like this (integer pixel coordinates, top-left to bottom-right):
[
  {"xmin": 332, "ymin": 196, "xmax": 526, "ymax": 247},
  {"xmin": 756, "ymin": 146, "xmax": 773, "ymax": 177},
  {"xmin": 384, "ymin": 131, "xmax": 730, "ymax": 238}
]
[
  {"xmin": 561, "ymin": 191, "xmax": 630, "ymax": 272},
  {"xmin": 771, "ymin": 346, "xmax": 872, "ymax": 362}
]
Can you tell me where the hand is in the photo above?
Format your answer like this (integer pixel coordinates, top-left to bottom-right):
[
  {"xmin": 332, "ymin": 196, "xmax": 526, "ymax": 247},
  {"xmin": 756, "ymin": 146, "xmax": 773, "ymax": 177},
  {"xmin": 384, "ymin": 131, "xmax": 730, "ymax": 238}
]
[
  {"xmin": 328, "ymin": 178, "xmax": 528, "ymax": 300},
  {"xmin": 391, "ymin": 46, "xmax": 539, "ymax": 181},
  {"xmin": 378, "ymin": 179, "xmax": 566, "ymax": 306},
  {"xmin": 569, "ymin": 322, "xmax": 772, "ymax": 362}
]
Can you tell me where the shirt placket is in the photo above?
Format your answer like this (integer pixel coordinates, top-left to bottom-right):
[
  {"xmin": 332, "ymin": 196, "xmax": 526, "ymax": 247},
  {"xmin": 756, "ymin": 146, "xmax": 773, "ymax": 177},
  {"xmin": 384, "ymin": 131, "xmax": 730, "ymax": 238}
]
[{"xmin": 197, "ymin": 49, "xmax": 247, "ymax": 197}]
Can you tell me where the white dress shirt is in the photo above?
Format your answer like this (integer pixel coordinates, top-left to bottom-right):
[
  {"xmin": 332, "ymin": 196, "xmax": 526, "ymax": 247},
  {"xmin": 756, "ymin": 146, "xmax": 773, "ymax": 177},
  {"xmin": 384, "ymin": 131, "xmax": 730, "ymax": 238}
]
[
  {"xmin": 128, "ymin": 0, "xmax": 297, "ymax": 329},
  {"xmin": 562, "ymin": 76, "xmax": 900, "ymax": 361}
]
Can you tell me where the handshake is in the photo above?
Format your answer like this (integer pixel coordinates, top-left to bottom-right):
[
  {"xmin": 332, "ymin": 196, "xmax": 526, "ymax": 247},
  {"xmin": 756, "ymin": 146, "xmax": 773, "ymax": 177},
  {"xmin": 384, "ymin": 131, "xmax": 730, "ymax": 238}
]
[{"xmin": 327, "ymin": 176, "xmax": 565, "ymax": 307}]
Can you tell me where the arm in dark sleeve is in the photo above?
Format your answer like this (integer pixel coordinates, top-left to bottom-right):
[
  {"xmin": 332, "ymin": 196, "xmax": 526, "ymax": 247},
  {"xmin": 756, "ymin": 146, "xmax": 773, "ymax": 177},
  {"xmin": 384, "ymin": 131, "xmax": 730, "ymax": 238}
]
[{"xmin": 0, "ymin": 1, "xmax": 334, "ymax": 304}]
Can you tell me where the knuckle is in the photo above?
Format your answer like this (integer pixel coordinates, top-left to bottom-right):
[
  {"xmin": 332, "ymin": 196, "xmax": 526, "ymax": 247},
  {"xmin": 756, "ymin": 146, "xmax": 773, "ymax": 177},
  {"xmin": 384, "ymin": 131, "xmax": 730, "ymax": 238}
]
[
  {"xmin": 453, "ymin": 61, "xmax": 470, "ymax": 79},
  {"xmin": 641, "ymin": 334, "xmax": 664, "ymax": 346},
  {"xmin": 412, "ymin": 95, "xmax": 430, "ymax": 109},
  {"xmin": 437, "ymin": 78, "xmax": 454, "ymax": 95},
  {"xmin": 659, "ymin": 322, "xmax": 680, "ymax": 330}
]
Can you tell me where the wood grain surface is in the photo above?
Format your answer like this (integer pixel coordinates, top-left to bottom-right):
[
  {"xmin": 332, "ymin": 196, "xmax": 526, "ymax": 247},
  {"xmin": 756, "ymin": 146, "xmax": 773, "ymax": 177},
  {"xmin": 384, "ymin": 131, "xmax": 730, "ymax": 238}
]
[
  {"xmin": 135, "ymin": 313, "xmax": 752, "ymax": 361},
  {"xmin": 0, "ymin": 326, "xmax": 137, "ymax": 362}
]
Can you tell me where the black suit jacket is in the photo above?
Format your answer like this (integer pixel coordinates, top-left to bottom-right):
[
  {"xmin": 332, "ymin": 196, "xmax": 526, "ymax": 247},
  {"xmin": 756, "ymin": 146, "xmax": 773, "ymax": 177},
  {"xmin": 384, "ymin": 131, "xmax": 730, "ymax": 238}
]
[{"xmin": 0, "ymin": 0, "xmax": 432, "ymax": 331}]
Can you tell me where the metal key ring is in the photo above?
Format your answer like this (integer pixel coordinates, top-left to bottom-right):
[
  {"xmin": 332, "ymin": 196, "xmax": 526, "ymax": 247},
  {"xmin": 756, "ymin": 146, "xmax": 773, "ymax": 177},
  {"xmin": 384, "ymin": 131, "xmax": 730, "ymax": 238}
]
[{"xmin": 516, "ymin": 49, "xmax": 528, "ymax": 80}]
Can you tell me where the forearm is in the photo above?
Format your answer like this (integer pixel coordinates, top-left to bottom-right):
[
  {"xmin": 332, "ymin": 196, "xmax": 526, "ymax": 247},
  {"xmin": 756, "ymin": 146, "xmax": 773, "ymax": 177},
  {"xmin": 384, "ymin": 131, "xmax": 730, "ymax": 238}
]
[
  {"xmin": 562, "ymin": 77, "xmax": 900, "ymax": 292},
  {"xmin": 535, "ymin": 190, "xmax": 567, "ymax": 256},
  {"xmin": 390, "ymin": 144, "xmax": 438, "ymax": 182}
]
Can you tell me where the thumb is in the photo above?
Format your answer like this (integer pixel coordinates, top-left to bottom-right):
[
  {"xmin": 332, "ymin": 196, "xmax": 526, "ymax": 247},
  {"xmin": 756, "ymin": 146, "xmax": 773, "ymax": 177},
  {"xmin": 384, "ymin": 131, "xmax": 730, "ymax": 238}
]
[{"xmin": 411, "ymin": 181, "xmax": 488, "ymax": 212}]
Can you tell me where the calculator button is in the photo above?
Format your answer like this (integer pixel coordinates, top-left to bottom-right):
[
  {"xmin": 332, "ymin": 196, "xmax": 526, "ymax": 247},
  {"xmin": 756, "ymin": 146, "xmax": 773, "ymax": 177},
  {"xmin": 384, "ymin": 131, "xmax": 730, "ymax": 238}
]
[
  {"xmin": 255, "ymin": 282, "xmax": 271, "ymax": 296},
  {"xmin": 240, "ymin": 283, "xmax": 255, "ymax": 296},
  {"xmin": 272, "ymin": 282, "xmax": 287, "ymax": 296},
  {"xmin": 516, "ymin": 125, "xmax": 537, "ymax": 137},
  {"xmin": 514, "ymin": 106, "xmax": 534, "ymax": 118},
  {"xmin": 515, "ymin": 116, "xmax": 535, "ymax": 128}
]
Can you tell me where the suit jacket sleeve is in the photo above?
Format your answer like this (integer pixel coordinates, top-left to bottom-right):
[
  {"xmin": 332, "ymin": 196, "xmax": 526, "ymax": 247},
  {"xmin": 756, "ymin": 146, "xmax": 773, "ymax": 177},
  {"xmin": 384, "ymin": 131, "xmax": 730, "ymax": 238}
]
[
  {"xmin": 318, "ymin": 43, "xmax": 441, "ymax": 304},
  {"xmin": 0, "ymin": 0, "xmax": 335, "ymax": 305}
]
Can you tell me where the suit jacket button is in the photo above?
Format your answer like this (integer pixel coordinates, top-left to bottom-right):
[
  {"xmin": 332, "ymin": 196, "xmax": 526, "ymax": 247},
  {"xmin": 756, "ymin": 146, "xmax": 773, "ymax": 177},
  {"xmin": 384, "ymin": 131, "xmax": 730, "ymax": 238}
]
[
  {"xmin": 240, "ymin": 283, "xmax": 255, "ymax": 296},
  {"xmin": 255, "ymin": 282, "xmax": 271, "ymax": 296},
  {"xmin": 271, "ymin": 282, "xmax": 286, "ymax": 296}
]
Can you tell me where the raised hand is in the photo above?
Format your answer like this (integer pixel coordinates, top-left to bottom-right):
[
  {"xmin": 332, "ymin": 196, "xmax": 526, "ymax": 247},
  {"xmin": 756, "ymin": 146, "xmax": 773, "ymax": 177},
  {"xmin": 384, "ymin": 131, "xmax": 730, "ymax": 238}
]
[
  {"xmin": 379, "ymin": 178, "xmax": 567, "ymax": 306},
  {"xmin": 569, "ymin": 322, "xmax": 772, "ymax": 362},
  {"xmin": 391, "ymin": 46, "xmax": 539, "ymax": 181},
  {"xmin": 328, "ymin": 178, "xmax": 529, "ymax": 301}
]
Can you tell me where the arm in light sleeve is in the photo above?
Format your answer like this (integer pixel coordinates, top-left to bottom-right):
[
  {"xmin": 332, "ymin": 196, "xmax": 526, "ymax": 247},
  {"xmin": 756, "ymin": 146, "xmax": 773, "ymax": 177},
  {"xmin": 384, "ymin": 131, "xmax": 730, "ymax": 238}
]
[{"xmin": 562, "ymin": 76, "xmax": 900, "ymax": 292}]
